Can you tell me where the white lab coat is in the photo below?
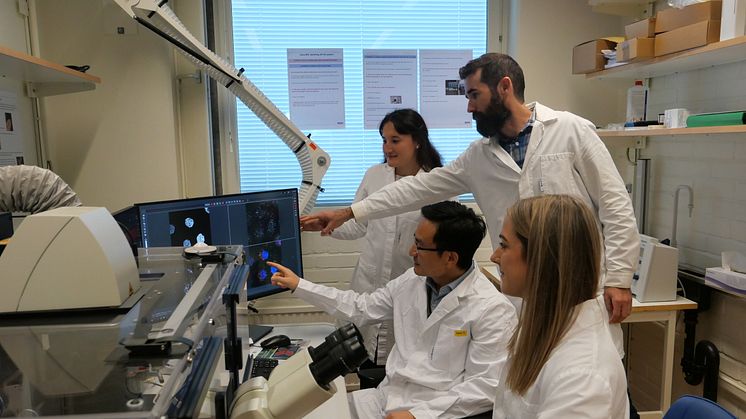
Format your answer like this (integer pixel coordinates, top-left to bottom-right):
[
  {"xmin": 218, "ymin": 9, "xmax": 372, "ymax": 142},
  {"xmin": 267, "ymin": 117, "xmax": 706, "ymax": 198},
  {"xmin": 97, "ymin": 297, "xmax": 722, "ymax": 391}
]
[
  {"xmin": 492, "ymin": 299, "xmax": 629, "ymax": 419},
  {"xmin": 293, "ymin": 264, "xmax": 517, "ymax": 419},
  {"xmin": 351, "ymin": 103, "xmax": 640, "ymax": 355},
  {"xmin": 331, "ymin": 163, "xmax": 423, "ymax": 361}
]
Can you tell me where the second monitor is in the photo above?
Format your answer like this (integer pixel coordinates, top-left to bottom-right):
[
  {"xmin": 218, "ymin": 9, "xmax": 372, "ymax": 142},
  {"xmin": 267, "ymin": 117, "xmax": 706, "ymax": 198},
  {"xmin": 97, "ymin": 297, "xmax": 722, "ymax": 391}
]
[{"xmin": 136, "ymin": 189, "xmax": 302, "ymax": 300}]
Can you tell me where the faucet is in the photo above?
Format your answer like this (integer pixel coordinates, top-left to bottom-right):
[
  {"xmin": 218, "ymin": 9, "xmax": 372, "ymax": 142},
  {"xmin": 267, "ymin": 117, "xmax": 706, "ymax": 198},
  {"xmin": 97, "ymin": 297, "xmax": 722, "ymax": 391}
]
[{"xmin": 671, "ymin": 185, "xmax": 694, "ymax": 248}]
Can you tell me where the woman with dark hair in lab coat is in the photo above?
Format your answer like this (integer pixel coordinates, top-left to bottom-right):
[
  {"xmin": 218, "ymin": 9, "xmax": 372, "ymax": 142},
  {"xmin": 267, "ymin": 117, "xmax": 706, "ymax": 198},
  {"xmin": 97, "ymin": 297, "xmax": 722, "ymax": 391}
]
[
  {"xmin": 491, "ymin": 195, "xmax": 629, "ymax": 419},
  {"xmin": 324, "ymin": 108, "xmax": 443, "ymax": 364}
]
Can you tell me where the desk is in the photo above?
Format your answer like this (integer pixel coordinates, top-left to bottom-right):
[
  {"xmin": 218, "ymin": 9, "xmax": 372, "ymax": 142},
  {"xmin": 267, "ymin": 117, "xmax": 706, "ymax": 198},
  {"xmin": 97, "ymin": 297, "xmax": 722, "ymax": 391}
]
[
  {"xmin": 626, "ymin": 296, "xmax": 697, "ymax": 419},
  {"xmin": 199, "ymin": 323, "xmax": 352, "ymax": 419}
]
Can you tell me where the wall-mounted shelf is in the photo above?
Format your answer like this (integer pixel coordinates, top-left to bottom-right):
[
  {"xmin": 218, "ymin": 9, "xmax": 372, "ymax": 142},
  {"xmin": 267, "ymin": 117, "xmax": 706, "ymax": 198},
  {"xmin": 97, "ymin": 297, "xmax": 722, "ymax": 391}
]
[
  {"xmin": 0, "ymin": 45, "xmax": 101, "ymax": 97},
  {"xmin": 586, "ymin": 35, "xmax": 746, "ymax": 79},
  {"xmin": 597, "ymin": 125, "xmax": 746, "ymax": 149},
  {"xmin": 598, "ymin": 125, "xmax": 746, "ymax": 137}
]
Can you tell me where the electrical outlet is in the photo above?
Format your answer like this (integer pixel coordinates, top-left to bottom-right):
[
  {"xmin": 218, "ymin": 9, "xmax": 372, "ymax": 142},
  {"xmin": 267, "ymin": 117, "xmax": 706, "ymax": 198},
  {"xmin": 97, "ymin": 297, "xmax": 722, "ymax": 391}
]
[{"xmin": 102, "ymin": 0, "xmax": 139, "ymax": 36}]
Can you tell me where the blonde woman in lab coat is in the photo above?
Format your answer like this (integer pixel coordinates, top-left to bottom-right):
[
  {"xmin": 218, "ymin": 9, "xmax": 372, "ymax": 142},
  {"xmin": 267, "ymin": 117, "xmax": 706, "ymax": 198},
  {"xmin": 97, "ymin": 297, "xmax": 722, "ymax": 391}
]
[
  {"xmin": 325, "ymin": 109, "xmax": 443, "ymax": 364},
  {"xmin": 491, "ymin": 195, "xmax": 628, "ymax": 419}
]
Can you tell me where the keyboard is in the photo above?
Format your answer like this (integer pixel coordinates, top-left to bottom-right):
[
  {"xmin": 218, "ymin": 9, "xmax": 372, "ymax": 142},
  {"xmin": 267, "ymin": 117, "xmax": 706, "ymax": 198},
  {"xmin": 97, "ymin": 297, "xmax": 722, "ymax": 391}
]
[{"xmin": 250, "ymin": 357, "xmax": 279, "ymax": 380}]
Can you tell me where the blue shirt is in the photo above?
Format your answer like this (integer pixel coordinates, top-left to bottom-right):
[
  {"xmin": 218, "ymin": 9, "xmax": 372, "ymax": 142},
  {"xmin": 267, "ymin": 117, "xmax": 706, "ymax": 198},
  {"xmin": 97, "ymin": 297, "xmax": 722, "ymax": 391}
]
[
  {"xmin": 495, "ymin": 107, "xmax": 535, "ymax": 169},
  {"xmin": 425, "ymin": 263, "xmax": 474, "ymax": 316}
]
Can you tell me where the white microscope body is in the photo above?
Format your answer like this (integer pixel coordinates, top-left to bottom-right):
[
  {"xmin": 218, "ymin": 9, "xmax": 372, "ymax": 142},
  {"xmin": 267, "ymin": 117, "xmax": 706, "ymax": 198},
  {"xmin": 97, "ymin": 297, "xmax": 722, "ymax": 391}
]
[
  {"xmin": 230, "ymin": 349, "xmax": 338, "ymax": 419},
  {"xmin": 228, "ymin": 324, "xmax": 367, "ymax": 419}
]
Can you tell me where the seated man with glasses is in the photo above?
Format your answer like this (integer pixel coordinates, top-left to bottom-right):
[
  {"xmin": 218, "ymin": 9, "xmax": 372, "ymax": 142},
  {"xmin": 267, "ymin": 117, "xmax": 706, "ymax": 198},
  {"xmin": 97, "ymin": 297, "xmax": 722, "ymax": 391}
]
[{"xmin": 268, "ymin": 201, "xmax": 517, "ymax": 419}]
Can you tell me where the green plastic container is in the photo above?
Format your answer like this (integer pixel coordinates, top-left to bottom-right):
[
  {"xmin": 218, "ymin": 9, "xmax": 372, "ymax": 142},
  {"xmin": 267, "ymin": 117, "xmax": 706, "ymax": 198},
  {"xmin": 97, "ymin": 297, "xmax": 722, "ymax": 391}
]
[{"xmin": 686, "ymin": 112, "xmax": 746, "ymax": 127}]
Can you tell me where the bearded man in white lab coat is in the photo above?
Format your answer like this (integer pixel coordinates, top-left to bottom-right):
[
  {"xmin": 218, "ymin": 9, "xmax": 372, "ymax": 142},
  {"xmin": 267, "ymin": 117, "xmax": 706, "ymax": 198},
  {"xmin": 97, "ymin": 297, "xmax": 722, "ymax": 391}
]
[
  {"xmin": 270, "ymin": 201, "xmax": 517, "ymax": 419},
  {"xmin": 301, "ymin": 53, "xmax": 640, "ymax": 359}
]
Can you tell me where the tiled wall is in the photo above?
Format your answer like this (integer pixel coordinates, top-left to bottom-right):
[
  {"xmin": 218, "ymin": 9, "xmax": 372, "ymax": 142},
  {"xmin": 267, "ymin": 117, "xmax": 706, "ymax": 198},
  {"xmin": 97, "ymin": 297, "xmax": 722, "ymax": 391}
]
[{"xmin": 626, "ymin": 59, "xmax": 746, "ymax": 414}]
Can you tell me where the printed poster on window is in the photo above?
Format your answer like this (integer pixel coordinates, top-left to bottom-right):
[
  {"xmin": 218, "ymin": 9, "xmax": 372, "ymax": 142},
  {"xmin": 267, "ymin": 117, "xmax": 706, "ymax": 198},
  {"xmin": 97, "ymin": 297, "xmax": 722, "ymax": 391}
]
[
  {"xmin": 419, "ymin": 49, "xmax": 473, "ymax": 129},
  {"xmin": 0, "ymin": 90, "xmax": 25, "ymax": 167},
  {"xmin": 362, "ymin": 49, "xmax": 418, "ymax": 129},
  {"xmin": 287, "ymin": 48, "xmax": 346, "ymax": 130}
]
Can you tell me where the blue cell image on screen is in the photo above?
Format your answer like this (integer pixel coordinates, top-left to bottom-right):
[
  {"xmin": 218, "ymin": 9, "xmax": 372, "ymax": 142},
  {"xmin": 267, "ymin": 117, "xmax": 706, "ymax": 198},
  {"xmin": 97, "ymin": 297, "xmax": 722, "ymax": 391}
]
[{"xmin": 247, "ymin": 241, "xmax": 283, "ymax": 289}]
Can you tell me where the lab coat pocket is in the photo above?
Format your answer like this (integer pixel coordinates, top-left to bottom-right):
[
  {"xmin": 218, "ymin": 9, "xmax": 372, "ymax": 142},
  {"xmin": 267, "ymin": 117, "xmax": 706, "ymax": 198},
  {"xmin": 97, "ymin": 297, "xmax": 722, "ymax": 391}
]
[
  {"xmin": 431, "ymin": 325, "xmax": 470, "ymax": 377},
  {"xmin": 395, "ymin": 300, "xmax": 418, "ymax": 353},
  {"xmin": 538, "ymin": 152, "xmax": 581, "ymax": 195}
]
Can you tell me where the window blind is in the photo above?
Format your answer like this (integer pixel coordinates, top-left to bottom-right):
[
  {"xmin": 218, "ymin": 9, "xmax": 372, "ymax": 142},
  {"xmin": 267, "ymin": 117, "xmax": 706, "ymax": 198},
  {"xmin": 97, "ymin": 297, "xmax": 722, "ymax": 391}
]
[{"xmin": 232, "ymin": 0, "xmax": 486, "ymax": 205}]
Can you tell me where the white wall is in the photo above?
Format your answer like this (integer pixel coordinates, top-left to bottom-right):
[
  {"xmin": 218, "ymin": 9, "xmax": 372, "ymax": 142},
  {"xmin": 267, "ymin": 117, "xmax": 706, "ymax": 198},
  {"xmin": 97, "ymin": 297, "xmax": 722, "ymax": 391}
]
[
  {"xmin": 510, "ymin": 0, "xmax": 628, "ymax": 126},
  {"xmin": 32, "ymin": 0, "xmax": 183, "ymax": 210},
  {"xmin": 0, "ymin": 1, "xmax": 38, "ymax": 166},
  {"xmin": 0, "ymin": 1, "xmax": 27, "ymax": 49}
]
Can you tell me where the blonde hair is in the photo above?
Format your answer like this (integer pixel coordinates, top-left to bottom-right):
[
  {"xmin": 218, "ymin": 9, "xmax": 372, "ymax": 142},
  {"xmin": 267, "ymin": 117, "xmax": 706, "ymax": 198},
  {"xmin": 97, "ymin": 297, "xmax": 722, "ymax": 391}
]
[{"xmin": 505, "ymin": 195, "xmax": 601, "ymax": 395}]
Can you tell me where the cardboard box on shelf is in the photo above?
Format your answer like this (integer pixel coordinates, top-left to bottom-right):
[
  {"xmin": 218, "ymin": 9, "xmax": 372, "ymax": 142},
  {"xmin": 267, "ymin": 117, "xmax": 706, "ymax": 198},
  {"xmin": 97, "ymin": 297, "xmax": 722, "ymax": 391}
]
[
  {"xmin": 572, "ymin": 38, "xmax": 618, "ymax": 74},
  {"xmin": 626, "ymin": 18, "xmax": 657, "ymax": 39},
  {"xmin": 656, "ymin": 0, "xmax": 722, "ymax": 33},
  {"xmin": 654, "ymin": 20, "xmax": 721, "ymax": 56},
  {"xmin": 616, "ymin": 37, "xmax": 656, "ymax": 62}
]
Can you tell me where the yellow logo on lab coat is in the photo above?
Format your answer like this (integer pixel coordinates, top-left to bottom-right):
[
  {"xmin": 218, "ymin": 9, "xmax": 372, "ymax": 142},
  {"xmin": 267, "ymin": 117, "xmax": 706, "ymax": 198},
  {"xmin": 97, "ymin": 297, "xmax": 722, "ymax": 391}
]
[{"xmin": 454, "ymin": 330, "xmax": 468, "ymax": 337}]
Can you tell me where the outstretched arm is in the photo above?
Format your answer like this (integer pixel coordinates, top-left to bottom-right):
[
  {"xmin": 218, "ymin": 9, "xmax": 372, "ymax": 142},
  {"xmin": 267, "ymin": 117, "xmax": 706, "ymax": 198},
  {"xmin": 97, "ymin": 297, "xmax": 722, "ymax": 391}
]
[
  {"xmin": 301, "ymin": 150, "xmax": 473, "ymax": 236},
  {"xmin": 268, "ymin": 261, "xmax": 396, "ymax": 326},
  {"xmin": 300, "ymin": 207, "xmax": 354, "ymax": 235}
]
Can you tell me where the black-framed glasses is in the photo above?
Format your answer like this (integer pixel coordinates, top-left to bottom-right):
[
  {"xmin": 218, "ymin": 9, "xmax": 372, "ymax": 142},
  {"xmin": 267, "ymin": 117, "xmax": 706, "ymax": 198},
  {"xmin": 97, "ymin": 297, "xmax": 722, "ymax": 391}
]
[{"xmin": 415, "ymin": 245, "xmax": 442, "ymax": 252}]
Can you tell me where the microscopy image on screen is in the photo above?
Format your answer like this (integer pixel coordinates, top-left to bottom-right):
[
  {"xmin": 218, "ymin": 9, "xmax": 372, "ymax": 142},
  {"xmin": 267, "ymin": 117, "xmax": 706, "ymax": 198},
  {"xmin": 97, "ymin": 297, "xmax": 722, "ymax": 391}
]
[
  {"xmin": 245, "ymin": 201, "xmax": 280, "ymax": 244},
  {"xmin": 247, "ymin": 241, "xmax": 283, "ymax": 288},
  {"xmin": 168, "ymin": 208, "xmax": 212, "ymax": 247}
]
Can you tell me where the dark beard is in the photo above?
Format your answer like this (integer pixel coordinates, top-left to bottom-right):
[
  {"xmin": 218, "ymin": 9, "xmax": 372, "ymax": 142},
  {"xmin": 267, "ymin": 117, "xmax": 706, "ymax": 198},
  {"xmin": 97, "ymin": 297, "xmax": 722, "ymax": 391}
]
[{"xmin": 473, "ymin": 96, "xmax": 511, "ymax": 138}]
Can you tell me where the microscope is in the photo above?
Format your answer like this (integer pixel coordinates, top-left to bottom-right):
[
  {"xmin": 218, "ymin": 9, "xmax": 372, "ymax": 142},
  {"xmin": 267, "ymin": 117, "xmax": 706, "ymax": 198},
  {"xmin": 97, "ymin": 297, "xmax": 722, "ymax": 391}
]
[{"xmin": 230, "ymin": 324, "xmax": 368, "ymax": 419}]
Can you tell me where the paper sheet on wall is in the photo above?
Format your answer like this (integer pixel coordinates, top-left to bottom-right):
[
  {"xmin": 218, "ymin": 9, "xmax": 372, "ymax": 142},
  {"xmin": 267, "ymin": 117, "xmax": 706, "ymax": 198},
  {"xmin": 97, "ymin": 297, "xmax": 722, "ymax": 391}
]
[
  {"xmin": 419, "ymin": 49, "xmax": 473, "ymax": 129},
  {"xmin": 287, "ymin": 48, "xmax": 346, "ymax": 130},
  {"xmin": 0, "ymin": 90, "xmax": 25, "ymax": 167},
  {"xmin": 362, "ymin": 49, "xmax": 418, "ymax": 129}
]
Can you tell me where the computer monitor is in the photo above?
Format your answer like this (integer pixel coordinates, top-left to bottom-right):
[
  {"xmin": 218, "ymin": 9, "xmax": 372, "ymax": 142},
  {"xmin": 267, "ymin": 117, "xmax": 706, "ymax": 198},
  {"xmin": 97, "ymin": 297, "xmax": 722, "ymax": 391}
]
[
  {"xmin": 136, "ymin": 189, "xmax": 302, "ymax": 300},
  {"xmin": 112, "ymin": 205, "xmax": 142, "ymax": 248}
]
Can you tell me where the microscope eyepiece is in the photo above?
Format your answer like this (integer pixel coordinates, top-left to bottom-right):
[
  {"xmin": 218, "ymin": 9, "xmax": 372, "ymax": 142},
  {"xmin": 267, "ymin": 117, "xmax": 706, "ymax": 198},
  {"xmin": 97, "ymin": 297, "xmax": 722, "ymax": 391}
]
[
  {"xmin": 307, "ymin": 323, "xmax": 362, "ymax": 362},
  {"xmin": 309, "ymin": 336, "xmax": 368, "ymax": 387}
]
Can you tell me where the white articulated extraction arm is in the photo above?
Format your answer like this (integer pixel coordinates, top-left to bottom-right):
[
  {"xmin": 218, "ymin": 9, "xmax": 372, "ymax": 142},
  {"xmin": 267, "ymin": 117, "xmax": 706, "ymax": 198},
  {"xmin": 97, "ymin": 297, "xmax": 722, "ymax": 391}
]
[{"xmin": 114, "ymin": 0, "xmax": 329, "ymax": 214}]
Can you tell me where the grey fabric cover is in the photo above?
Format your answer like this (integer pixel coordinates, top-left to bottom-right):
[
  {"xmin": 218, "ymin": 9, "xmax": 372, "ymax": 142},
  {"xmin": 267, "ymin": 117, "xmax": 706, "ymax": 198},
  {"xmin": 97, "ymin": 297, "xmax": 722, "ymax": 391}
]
[{"xmin": 0, "ymin": 165, "xmax": 81, "ymax": 213}]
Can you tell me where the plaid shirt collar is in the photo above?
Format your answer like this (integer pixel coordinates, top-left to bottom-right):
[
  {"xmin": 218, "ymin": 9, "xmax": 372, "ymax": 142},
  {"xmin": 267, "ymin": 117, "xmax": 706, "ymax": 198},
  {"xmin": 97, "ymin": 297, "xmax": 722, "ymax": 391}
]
[{"xmin": 492, "ymin": 106, "xmax": 535, "ymax": 168}]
